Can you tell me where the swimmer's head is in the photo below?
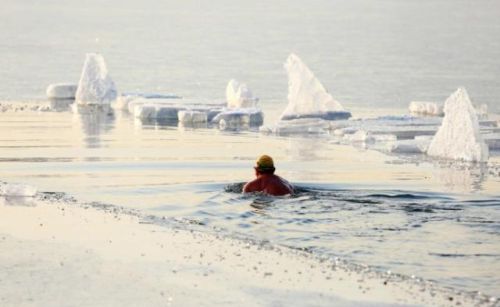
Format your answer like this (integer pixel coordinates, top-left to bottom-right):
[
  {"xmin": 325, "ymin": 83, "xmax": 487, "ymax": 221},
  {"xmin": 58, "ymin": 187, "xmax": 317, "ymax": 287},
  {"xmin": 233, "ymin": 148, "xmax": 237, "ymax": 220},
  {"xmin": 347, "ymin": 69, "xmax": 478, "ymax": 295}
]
[{"xmin": 254, "ymin": 155, "xmax": 275, "ymax": 174}]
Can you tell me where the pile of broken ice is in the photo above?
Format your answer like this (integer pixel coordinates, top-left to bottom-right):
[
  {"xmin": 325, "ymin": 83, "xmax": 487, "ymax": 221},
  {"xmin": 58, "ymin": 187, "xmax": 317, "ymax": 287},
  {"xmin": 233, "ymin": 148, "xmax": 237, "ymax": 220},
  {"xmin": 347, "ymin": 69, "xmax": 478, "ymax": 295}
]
[
  {"xmin": 131, "ymin": 98, "xmax": 224, "ymax": 124},
  {"xmin": 39, "ymin": 52, "xmax": 499, "ymax": 163},
  {"xmin": 210, "ymin": 80, "xmax": 263, "ymax": 130},
  {"xmin": 329, "ymin": 88, "xmax": 495, "ymax": 162},
  {"xmin": 126, "ymin": 78, "xmax": 263, "ymax": 129}
]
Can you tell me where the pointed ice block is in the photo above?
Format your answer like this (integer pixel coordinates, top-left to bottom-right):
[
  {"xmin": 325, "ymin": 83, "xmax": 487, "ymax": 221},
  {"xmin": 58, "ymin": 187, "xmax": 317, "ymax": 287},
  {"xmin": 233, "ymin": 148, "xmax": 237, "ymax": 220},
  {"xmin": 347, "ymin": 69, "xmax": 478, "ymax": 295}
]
[
  {"xmin": 75, "ymin": 53, "xmax": 117, "ymax": 105},
  {"xmin": 427, "ymin": 88, "xmax": 489, "ymax": 162},
  {"xmin": 225, "ymin": 79, "xmax": 258, "ymax": 109},
  {"xmin": 281, "ymin": 53, "xmax": 346, "ymax": 120}
]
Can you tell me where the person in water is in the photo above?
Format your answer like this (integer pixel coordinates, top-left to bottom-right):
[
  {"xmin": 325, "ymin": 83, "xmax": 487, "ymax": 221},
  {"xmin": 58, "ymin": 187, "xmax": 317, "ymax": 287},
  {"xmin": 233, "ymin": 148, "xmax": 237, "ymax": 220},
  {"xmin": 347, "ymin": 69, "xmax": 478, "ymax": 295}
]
[{"xmin": 243, "ymin": 155, "xmax": 294, "ymax": 196}]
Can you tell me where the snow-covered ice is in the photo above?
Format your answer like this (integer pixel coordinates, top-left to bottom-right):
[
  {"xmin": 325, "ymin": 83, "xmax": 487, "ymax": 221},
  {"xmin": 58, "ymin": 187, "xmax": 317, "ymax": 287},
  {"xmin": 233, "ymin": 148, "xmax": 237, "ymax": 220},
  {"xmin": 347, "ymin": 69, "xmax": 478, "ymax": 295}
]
[
  {"xmin": 261, "ymin": 54, "xmax": 351, "ymax": 135},
  {"xmin": 280, "ymin": 53, "xmax": 350, "ymax": 121},
  {"xmin": 75, "ymin": 53, "xmax": 117, "ymax": 106},
  {"xmin": 427, "ymin": 88, "xmax": 489, "ymax": 162},
  {"xmin": 226, "ymin": 79, "xmax": 258, "ymax": 109}
]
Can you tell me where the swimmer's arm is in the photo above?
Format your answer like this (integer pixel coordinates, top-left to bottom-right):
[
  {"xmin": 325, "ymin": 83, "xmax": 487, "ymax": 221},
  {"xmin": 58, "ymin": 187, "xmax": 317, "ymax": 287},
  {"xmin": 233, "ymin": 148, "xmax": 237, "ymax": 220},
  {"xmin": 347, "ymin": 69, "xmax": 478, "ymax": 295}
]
[{"xmin": 243, "ymin": 180, "xmax": 260, "ymax": 193}]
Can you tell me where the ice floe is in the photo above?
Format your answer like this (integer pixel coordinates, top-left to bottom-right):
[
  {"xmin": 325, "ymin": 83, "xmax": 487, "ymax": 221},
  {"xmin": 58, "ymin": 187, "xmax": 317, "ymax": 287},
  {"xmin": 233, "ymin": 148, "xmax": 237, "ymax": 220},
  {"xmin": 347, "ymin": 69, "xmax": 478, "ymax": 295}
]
[
  {"xmin": 427, "ymin": 88, "xmax": 489, "ymax": 162},
  {"xmin": 212, "ymin": 108, "xmax": 264, "ymax": 130}
]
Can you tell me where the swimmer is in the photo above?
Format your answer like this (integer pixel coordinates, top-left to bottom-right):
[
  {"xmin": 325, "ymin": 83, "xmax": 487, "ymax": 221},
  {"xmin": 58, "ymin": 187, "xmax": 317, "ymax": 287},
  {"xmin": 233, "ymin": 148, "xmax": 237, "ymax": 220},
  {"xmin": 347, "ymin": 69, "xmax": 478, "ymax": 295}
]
[{"xmin": 243, "ymin": 155, "xmax": 294, "ymax": 196}]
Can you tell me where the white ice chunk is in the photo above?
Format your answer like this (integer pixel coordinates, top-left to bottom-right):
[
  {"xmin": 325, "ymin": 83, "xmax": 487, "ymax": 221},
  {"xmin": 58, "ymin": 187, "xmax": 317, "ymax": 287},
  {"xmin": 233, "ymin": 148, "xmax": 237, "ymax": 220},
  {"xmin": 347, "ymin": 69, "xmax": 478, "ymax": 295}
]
[
  {"xmin": 427, "ymin": 88, "xmax": 489, "ymax": 162},
  {"xmin": 281, "ymin": 53, "xmax": 345, "ymax": 120},
  {"xmin": 0, "ymin": 183, "xmax": 37, "ymax": 197},
  {"xmin": 408, "ymin": 101, "xmax": 443, "ymax": 116},
  {"xmin": 75, "ymin": 53, "xmax": 117, "ymax": 106},
  {"xmin": 226, "ymin": 79, "xmax": 258, "ymax": 109},
  {"xmin": 46, "ymin": 83, "xmax": 78, "ymax": 99}
]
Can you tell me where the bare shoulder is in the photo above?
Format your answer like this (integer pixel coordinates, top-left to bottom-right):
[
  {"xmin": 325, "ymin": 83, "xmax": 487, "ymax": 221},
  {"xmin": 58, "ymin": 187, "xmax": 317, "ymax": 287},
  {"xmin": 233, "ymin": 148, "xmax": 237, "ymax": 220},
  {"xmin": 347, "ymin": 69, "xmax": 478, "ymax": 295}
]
[{"xmin": 243, "ymin": 178, "xmax": 261, "ymax": 193}]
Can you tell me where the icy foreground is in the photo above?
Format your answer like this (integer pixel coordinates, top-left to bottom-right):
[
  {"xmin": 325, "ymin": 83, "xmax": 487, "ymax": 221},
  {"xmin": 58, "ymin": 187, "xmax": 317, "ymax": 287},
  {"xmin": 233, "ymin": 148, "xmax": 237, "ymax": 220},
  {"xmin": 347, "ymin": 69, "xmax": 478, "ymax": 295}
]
[
  {"xmin": 427, "ymin": 88, "xmax": 489, "ymax": 162},
  {"xmin": 75, "ymin": 53, "xmax": 117, "ymax": 106},
  {"xmin": 0, "ymin": 191, "xmax": 494, "ymax": 307},
  {"xmin": 281, "ymin": 53, "xmax": 345, "ymax": 120}
]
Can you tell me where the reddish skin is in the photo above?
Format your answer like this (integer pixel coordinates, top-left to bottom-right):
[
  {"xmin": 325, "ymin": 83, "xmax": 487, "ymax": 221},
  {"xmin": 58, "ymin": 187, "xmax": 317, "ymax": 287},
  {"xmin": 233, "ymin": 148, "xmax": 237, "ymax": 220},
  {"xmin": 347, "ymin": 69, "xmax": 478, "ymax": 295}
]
[{"xmin": 243, "ymin": 169, "xmax": 294, "ymax": 196}]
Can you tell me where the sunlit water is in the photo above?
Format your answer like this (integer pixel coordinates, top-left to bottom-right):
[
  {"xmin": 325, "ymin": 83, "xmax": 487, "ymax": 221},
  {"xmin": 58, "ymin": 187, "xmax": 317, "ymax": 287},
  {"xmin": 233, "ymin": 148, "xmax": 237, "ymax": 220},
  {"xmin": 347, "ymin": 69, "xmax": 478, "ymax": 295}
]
[
  {"xmin": 1, "ymin": 0, "xmax": 500, "ymax": 298},
  {"xmin": 1, "ymin": 110, "xmax": 499, "ymax": 297}
]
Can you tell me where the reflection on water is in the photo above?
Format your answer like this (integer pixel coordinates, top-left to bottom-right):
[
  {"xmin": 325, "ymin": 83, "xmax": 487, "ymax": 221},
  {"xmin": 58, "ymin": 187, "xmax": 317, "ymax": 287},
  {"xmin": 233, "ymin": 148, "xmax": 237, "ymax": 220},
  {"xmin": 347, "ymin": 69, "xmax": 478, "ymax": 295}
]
[
  {"xmin": 434, "ymin": 162, "xmax": 488, "ymax": 193},
  {"xmin": 73, "ymin": 109, "xmax": 115, "ymax": 148}
]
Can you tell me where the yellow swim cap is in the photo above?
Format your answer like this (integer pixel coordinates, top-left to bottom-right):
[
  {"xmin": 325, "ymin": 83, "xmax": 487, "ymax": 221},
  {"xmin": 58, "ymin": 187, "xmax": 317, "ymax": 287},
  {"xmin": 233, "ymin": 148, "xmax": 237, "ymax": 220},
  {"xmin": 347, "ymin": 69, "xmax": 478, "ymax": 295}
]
[{"xmin": 256, "ymin": 155, "xmax": 274, "ymax": 170}]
